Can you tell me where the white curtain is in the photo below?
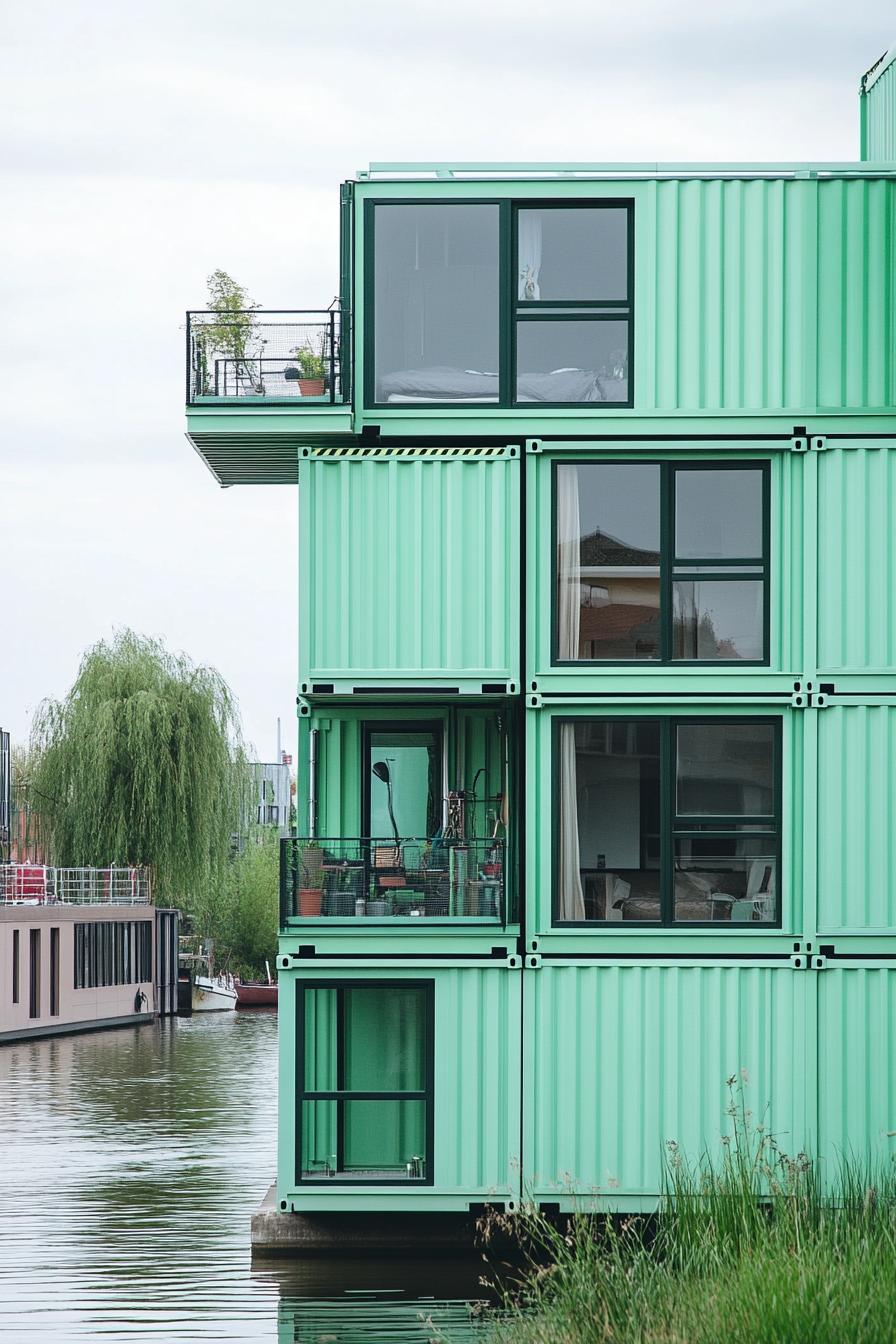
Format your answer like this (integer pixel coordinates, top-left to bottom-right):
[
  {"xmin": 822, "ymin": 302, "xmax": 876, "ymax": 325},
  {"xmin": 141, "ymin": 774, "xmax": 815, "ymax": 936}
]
[
  {"xmin": 556, "ymin": 465, "xmax": 581, "ymax": 660},
  {"xmin": 518, "ymin": 212, "xmax": 543, "ymax": 300},
  {"xmin": 558, "ymin": 725, "xmax": 586, "ymax": 921},
  {"xmin": 556, "ymin": 465, "xmax": 585, "ymax": 920}
]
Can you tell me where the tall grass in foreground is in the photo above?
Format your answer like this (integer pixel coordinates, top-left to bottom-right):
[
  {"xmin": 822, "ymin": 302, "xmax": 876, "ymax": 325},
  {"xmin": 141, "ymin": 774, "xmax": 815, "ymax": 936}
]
[{"xmin": 482, "ymin": 1080, "xmax": 896, "ymax": 1344}]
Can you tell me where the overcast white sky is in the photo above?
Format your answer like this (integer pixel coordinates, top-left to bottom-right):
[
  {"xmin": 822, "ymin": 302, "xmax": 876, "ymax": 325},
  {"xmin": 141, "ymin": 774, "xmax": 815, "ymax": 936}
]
[{"xmin": 0, "ymin": 1, "xmax": 891, "ymax": 760}]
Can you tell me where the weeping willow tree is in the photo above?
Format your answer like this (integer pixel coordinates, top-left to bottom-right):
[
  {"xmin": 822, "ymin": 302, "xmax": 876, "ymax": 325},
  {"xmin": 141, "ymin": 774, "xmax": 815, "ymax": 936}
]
[{"xmin": 31, "ymin": 631, "xmax": 249, "ymax": 909}]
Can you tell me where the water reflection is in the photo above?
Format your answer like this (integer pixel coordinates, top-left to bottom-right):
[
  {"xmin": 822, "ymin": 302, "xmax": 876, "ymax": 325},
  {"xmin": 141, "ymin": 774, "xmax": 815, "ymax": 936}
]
[
  {"xmin": 269, "ymin": 1257, "xmax": 493, "ymax": 1342},
  {"xmin": 0, "ymin": 1014, "xmax": 492, "ymax": 1342}
]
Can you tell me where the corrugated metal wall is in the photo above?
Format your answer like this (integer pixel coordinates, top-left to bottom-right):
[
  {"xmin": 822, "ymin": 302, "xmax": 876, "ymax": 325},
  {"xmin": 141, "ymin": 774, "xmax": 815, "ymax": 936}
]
[
  {"xmin": 817, "ymin": 705, "xmax": 896, "ymax": 932},
  {"xmin": 817, "ymin": 968, "xmax": 896, "ymax": 1173},
  {"xmin": 278, "ymin": 965, "xmax": 521, "ymax": 1207},
  {"xmin": 300, "ymin": 454, "xmax": 520, "ymax": 685},
  {"xmin": 864, "ymin": 57, "xmax": 896, "ymax": 161},
  {"xmin": 639, "ymin": 178, "xmax": 895, "ymax": 413},
  {"xmin": 817, "ymin": 447, "xmax": 896, "ymax": 671},
  {"xmin": 526, "ymin": 964, "xmax": 810, "ymax": 1197}
]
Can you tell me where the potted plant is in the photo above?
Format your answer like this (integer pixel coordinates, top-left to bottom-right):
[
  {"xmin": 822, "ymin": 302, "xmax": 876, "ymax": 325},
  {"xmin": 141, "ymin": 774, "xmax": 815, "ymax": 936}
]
[
  {"xmin": 298, "ymin": 842, "xmax": 325, "ymax": 917},
  {"xmin": 292, "ymin": 336, "xmax": 327, "ymax": 397}
]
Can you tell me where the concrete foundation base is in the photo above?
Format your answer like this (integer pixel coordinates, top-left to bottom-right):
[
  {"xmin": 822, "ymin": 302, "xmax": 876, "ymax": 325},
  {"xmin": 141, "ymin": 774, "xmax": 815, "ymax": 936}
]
[{"xmin": 250, "ymin": 1185, "xmax": 484, "ymax": 1255}]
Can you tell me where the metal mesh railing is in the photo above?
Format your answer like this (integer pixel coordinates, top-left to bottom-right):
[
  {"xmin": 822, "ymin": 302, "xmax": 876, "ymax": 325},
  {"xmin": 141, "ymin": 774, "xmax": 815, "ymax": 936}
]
[
  {"xmin": 280, "ymin": 837, "xmax": 505, "ymax": 922},
  {"xmin": 186, "ymin": 309, "xmax": 345, "ymax": 403},
  {"xmin": 0, "ymin": 864, "xmax": 152, "ymax": 905}
]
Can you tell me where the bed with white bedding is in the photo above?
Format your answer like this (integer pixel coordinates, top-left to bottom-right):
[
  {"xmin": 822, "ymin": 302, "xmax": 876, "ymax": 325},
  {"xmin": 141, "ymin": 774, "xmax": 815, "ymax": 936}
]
[{"xmin": 378, "ymin": 366, "xmax": 628, "ymax": 404}]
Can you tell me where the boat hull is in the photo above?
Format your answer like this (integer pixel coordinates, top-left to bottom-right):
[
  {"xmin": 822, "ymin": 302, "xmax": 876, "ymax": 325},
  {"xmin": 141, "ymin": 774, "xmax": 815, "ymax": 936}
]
[
  {"xmin": 235, "ymin": 981, "xmax": 278, "ymax": 1008},
  {"xmin": 191, "ymin": 975, "xmax": 237, "ymax": 1012}
]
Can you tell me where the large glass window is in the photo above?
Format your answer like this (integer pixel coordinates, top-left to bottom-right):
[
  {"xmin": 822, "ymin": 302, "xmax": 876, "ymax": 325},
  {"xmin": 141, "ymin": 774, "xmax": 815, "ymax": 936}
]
[
  {"xmin": 556, "ymin": 462, "xmax": 768, "ymax": 663},
  {"xmin": 515, "ymin": 205, "xmax": 631, "ymax": 404},
  {"xmin": 555, "ymin": 718, "xmax": 780, "ymax": 926},
  {"xmin": 368, "ymin": 200, "xmax": 632, "ymax": 407},
  {"xmin": 372, "ymin": 204, "xmax": 500, "ymax": 404},
  {"xmin": 298, "ymin": 983, "xmax": 433, "ymax": 1183}
]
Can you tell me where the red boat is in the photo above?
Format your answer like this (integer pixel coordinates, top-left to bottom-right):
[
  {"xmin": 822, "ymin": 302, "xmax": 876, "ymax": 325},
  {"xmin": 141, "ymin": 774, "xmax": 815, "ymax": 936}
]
[
  {"xmin": 234, "ymin": 961, "xmax": 278, "ymax": 1008},
  {"xmin": 235, "ymin": 980, "xmax": 278, "ymax": 1007}
]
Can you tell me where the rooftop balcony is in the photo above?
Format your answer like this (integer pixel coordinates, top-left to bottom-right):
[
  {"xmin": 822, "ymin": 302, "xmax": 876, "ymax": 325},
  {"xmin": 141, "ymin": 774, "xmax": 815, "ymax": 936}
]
[
  {"xmin": 0, "ymin": 864, "xmax": 152, "ymax": 906},
  {"xmin": 185, "ymin": 308, "xmax": 353, "ymax": 485},
  {"xmin": 280, "ymin": 837, "xmax": 506, "ymax": 927},
  {"xmin": 186, "ymin": 309, "xmax": 347, "ymax": 406}
]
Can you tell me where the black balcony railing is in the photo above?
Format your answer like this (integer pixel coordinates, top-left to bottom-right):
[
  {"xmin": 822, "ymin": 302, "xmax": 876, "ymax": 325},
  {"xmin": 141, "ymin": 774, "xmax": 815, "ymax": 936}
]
[
  {"xmin": 186, "ymin": 309, "xmax": 346, "ymax": 404},
  {"xmin": 280, "ymin": 837, "xmax": 506, "ymax": 924}
]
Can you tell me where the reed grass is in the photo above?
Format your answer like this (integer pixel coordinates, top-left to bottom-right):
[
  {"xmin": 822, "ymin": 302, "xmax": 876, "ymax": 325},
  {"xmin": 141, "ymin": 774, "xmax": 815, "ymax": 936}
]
[{"xmin": 483, "ymin": 1079, "xmax": 896, "ymax": 1344}]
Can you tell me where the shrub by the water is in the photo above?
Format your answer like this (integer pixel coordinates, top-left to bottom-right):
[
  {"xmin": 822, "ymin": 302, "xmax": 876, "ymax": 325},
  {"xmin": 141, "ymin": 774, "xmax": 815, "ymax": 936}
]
[{"xmin": 482, "ymin": 1079, "xmax": 896, "ymax": 1344}]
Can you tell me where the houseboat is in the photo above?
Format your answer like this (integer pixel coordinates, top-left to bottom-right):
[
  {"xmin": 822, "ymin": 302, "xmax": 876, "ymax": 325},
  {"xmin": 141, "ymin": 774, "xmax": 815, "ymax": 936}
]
[
  {"xmin": 0, "ymin": 865, "xmax": 157, "ymax": 1043},
  {"xmin": 185, "ymin": 47, "xmax": 896, "ymax": 1226}
]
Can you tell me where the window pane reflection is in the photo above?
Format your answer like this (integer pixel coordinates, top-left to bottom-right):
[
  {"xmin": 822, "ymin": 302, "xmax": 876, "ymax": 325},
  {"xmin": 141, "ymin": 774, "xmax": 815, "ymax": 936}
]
[
  {"xmin": 676, "ymin": 723, "xmax": 775, "ymax": 816},
  {"xmin": 517, "ymin": 207, "xmax": 628, "ymax": 302},
  {"xmin": 516, "ymin": 321, "xmax": 628, "ymax": 403},
  {"xmin": 301, "ymin": 1100, "xmax": 427, "ymax": 1179},
  {"xmin": 374, "ymin": 204, "xmax": 500, "ymax": 403},
  {"xmin": 674, "ymin": 842, "xmax": 777, "ymax": 923},
  {"xmin": 557, "ymin": 464, "xmax": 660, "ymax": 661},
  {"xmin": 675, "ymin": 469, "xmax": 763, "ymax": 559},
  {"xmin": 567, "ymin": 720, "xmax": 661, "ymax": 922},
  {"xmin": 672, "ymin": 580, "xmax": 764, "ymax": 660}
]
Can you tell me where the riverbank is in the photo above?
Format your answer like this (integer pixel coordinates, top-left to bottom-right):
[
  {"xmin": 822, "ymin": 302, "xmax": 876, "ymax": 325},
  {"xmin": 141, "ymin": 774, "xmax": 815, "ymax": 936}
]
[{"xmin": 485, "ymin": 1087, "xmax": 896, "ymax": 1344}]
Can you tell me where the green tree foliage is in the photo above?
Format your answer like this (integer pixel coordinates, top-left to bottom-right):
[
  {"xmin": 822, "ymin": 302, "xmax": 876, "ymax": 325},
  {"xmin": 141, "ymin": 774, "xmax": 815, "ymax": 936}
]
[
  {"xmin": 30, "ymin": 630, "xmax": 248, "ymax": 907},
  {"xmin": 213, "ymin": 829, "xmax": 279, "ymax": 979},
  {"xmin": 204, "ymin": 268, "xmax": 259, "ymax": 361}
]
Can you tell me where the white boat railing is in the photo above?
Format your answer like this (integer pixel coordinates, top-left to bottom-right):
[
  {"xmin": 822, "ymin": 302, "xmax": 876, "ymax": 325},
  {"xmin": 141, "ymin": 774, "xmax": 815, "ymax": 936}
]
[{"xmin": 0, "ymin": 864, "xmax": 152, "ymax": 906}]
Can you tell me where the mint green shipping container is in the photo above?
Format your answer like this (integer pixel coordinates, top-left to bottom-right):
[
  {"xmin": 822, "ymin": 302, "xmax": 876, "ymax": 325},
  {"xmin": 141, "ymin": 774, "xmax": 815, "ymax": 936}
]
[{"xmin": 186, "ymin": 57, "xmax": 896, "ymax": 1219}]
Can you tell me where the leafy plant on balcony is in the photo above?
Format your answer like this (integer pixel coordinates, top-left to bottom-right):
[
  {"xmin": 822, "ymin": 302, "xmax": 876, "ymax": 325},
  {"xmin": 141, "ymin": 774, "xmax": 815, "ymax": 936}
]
[
  {"xmin": 196, "ymin": 269, "xmax": 263, "ymax": 394},
  {"xmin": 293, "ymin": 342, "xmax": 326, "ymax": 381}
]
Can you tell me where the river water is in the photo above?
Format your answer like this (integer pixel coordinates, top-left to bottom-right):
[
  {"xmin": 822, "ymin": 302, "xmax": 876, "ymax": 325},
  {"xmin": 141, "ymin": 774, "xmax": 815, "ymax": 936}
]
[{"xmin": 0, "ymin": 1013, "xmax": 496, "ymax": 1342}]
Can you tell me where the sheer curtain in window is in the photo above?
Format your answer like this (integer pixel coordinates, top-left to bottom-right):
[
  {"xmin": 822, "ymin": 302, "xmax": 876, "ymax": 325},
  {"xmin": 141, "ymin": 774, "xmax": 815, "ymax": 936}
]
[
  {"xmin": 556, "ymin": 465, "xmax": 586, "ymax": 920},
  {"xmin": 518, "ymin": 212, "xmax": 543, "ymax": 300}
]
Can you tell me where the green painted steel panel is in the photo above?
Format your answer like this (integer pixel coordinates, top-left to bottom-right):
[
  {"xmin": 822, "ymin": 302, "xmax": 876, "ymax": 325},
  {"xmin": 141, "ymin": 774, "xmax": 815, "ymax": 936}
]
[
  {"xmin": 277, "ymin": 964, "xmax": 521, "ymax": 1211},
  {"xmin": 817, "ymin": 705, "xmax": 896, "ymax": 933},
  {"xmin": 816, "ymin": 181, "xmax": 896, "ymax": 409},
  {"xmin": 299, "ymin": 454, "xmax": 520, "ymax": 688},
  {"xmin": 817, "ymin": 446, "xmax": 896, "ymax": 672},
  {"xmin": 817, "ymin": 968, "xmax": 896, "ymax": 1177},
  {"xmin": 525, "ymin": 963, "xmax": 812, "ymax": 1200},
  {"xmin": 862, "ymin": 51, "xmax": 896, "ymax": 161},
  {"xmin": 353, "ymin": 177, "xmax": 896, "ymax": 423}
]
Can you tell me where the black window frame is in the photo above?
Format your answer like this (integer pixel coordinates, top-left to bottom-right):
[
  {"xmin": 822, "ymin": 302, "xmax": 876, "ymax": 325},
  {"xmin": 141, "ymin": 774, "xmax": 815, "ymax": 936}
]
[
  {"xmin": 552, "ymin": 715, "xmax": 783, "ymax": 929},
  {"xmin": 295, "ymin": 979, "xmax": 435, "ymax": 1186},
  {"xmin": 551, "ymin": 458, "xmax": 771, "ymax": 667},
  {"xmin": 364, "ymin": 198, "xmax": 634, "ymax": 411}
]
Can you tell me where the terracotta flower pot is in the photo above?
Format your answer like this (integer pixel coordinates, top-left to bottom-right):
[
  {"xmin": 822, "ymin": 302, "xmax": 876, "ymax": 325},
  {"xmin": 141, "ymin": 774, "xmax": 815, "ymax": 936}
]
[
  {"xmin": 299, "ymin": 887, "xmax": 323, "ymax": 917},
  {"xmin": 298, "ymin": 378, "xmax": 325, "ymax": 397}
]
